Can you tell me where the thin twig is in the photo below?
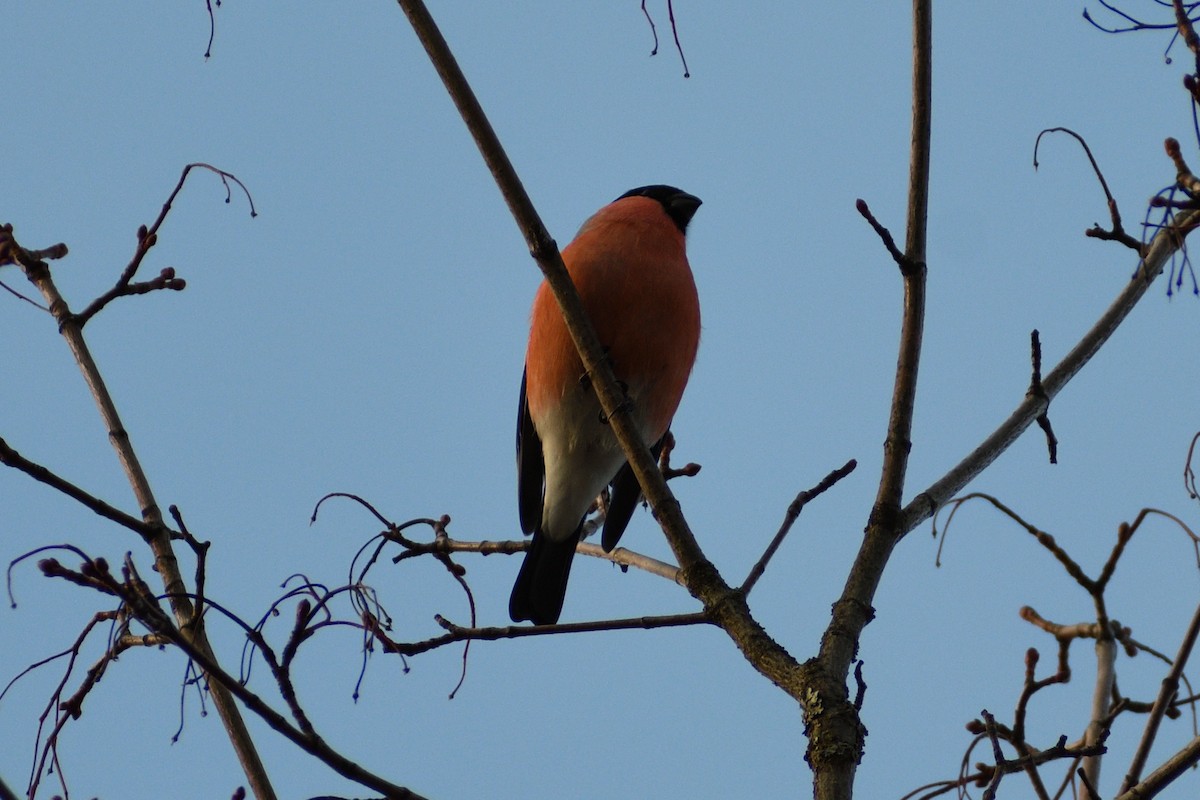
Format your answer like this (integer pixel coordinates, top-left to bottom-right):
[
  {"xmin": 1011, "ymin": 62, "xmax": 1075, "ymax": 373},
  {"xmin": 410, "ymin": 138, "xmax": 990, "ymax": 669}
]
[
  {"xmin": 74, "ymin": 163, "xmax": 255, "ymax": 326},
  {"xmin": 1119, "ymin": 599, "xmax": 1200, "ymax": 793},
  {"xmin": 1033, "ymin": 127, "xmax": 1144, "ymax": 254},
  {"xmin": 980, "ymin": 710, "xmax": 1008, "ymax": 800},
  {"xmin": 7, "ymin": 202, "xmax": 276, "ymax": 800},
  {"xmin": 741, "ymin": 459, "xmax": 856, "ymax": 595},
  {"xmin": 0, "ymin": 437, "xmax": 162, "ymax": 541},
  {"xmin": 1027, "ymin": 330, "xmax": 1058, "ymax": 464}
]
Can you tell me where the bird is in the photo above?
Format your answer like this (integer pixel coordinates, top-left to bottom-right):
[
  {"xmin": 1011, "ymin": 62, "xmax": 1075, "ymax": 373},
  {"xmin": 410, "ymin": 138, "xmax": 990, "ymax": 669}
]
[{"xmin": 509, "ymin": 184, "xmax": 702, "ymax": 625}]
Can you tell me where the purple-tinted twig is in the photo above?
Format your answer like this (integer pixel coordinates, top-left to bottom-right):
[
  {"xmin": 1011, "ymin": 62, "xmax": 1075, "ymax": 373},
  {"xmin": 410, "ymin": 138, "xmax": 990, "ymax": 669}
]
[
  {"xmin": 0, "ymin": 437, "xmax": 160, "ymax": 542},
  {"xmin": 74, "ymin": 163, "xmax": 255, "ymax": 326}
]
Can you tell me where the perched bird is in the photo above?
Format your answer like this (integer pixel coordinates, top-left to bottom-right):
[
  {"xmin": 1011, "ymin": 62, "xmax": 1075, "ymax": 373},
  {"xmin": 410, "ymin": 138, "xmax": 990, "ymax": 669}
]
[{"xmin": 510, "ymin": 185, "xmax": 702, "ymax": 625}]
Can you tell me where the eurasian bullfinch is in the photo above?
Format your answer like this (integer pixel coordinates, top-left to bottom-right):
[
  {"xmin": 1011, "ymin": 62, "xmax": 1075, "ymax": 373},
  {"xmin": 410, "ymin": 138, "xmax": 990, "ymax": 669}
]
[{"xmin": 510, "ymin": 185, "xmax": 702, "ymax": 625}]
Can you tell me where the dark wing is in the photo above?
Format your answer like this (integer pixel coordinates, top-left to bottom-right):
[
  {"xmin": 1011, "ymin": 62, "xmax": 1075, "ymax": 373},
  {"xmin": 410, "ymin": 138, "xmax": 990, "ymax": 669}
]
[
  {"xmin": 517, "ymin": 367, "xmax": 544, "ymax": 535},
  {"xmin": 601, "ymin": 434, "xmax": 667, "ymax": 552}
]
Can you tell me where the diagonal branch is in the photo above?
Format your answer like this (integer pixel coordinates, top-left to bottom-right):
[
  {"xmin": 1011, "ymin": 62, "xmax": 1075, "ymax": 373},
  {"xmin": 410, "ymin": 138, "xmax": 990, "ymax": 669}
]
[
  {"xmin": 741, "ymin": 459, "xmax": 857, "ymax": 595},
  {"xmin": 0, "ymin": 437, "xmax": 162, "ymax": 541},
  {"xmin": 7, "ymin": 224, "xmax": 276, "ymax": 798},
  {"xmin": 1118, "ymin": 599, "xmax": 1200, "ymax": 794},
  {"xmin": 74, "ymin": 163, "xmax": 255, "ymax": 327},
  {"xmin": 392, "ymin": 9, "xmax": 834, "ymax": 790},
  {"xmin": 901, "ymin": 206, "xmax": 1200, "ymax": 536},
  {"xmin": 393, "ymin": 0, "xmax": 774, "ymax": 660}
]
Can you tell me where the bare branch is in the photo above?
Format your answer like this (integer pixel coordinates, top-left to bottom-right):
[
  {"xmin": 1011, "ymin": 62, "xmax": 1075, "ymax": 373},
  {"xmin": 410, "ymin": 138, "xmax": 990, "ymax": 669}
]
[
  {"xmin": 7, "ymin": 200, "xmax": 275, "ymax": 798},
  {"xmin": 903, "ymin": 208, "xmax": 1200, "ymax": 535},
  {"xmin": 1027, "ymin": 330, "xmax": 1059, "ymax": 464},
  {"xmin": 74, "ymin": 163, "xmax": 255, "ymax": 326},
  {"xmin": 1119, "ymin": 600, "xmax": 1200, "ymax": 793},
  {"xmin": 741, "ymin": 459, "xmax": 857, "ymax": 595},
  {"xmin": 0, "ymin": 437, "xmax": 166, "ymax": 542},
  {"xmin": 1033, "ymin": 126, "xmax": 1144, "ymax": 253}
]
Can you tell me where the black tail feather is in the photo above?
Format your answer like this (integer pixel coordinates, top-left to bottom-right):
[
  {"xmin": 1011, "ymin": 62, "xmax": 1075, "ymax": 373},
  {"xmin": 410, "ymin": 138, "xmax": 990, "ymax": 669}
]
[{"xmin": 509, "ymin": 530, "xmax": 579, "ymax": 625}]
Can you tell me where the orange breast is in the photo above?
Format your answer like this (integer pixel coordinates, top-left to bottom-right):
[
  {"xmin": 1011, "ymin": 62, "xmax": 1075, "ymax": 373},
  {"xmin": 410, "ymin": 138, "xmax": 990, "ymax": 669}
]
[{"xmin": 524, "ymin": 197, "xmax": 700, "ymax": 439}]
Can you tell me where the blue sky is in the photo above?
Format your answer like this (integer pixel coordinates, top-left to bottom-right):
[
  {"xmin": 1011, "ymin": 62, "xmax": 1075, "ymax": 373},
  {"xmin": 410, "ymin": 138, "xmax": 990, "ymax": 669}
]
[{"xmin": 2, "ymin": 3, "xmax": 1199, "ymax": 799}]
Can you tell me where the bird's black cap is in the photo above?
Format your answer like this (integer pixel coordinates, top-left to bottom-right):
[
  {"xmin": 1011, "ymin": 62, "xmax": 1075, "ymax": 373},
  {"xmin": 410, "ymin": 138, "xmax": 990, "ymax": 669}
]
[{"xmin": 616, "ymin": 185, "xmax": 702, "ymax": 234}]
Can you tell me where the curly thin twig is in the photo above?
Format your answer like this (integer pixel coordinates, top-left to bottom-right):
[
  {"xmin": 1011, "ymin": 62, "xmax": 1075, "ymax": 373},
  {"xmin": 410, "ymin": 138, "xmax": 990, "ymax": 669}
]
[
  {"xmin": 1033, "ymin": 127, "xmax": 1144, "ymax": 254},
  {"xmin": 74, "ymin": 163, "xmax": 255, "ymax": 326}
]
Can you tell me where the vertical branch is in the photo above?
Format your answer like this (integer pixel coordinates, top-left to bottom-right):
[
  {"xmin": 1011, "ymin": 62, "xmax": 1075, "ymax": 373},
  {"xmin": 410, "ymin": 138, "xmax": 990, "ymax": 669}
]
[
  {"xmin": 880, "ymin": 0, "xmax": 931, "ymax": 516},
  {"xmin": 12, "ymin": 250, "xmax": 278, "ymax": 800},
  {"xmin": 811, "ymin": 3, "xmax": 931, "ymax": 799},
  {"xmin": 1082, "ymin": 638, "xmax": 1116, "ymax": 788}
]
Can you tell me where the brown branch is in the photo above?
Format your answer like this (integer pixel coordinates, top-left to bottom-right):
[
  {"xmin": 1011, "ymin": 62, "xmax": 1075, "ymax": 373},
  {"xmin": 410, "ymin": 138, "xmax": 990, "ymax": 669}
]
[
  {"xmin": 393, "ymin": 2, "xmax": 807, "ymax": 747},
  {"xmin": 1166, "ymin": 136, "xmax": 1200, "ymax": 198},
  {"xmin": 1119, "ymin": 599, "xmax": 1200, "ymax": 794},
  {"xmin": 367, "ymin": 607, "xmax": 712, "ymax": 658},
  {"xmin": 1114, "ymin": 733, "xmax": 1200, "ymax": 800},
  {"xmin": 7, "ymin": 207, "xmax": 276, "ymax": 798},
  {"xmin": 902, "ymin": 206, "xmax": 1200, "ymax": 536},
  {"xmin": 394, "ymin": 0, "xmax": 712, "ymax": 582},
  {"xmin": 315, "ymin": 497, "xmax": 685, "ymax": 583},
  {"xmin": 935, "ymin": 494, "xmax": 1095, "ymax": 592},
  {"xmin": 741, "ymin": 459, "xmax": 857, "ymax": 595},
  {"xmin": 813, "ymin": 3, "xmax": 931, "ymax": 796},
  {"xmin": 74, "ymin": 163, "xmax": 255, "ymax": 326}
]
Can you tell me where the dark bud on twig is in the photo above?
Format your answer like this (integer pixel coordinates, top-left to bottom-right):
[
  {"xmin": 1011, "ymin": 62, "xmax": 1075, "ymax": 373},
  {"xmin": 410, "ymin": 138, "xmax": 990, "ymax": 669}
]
[
  {"xmin": 80, "ymin": 557, "xmax": 110, "ymax": 580},
  {"xmin": 38, "ymin": 558, "xmax": 64, "ymax": 577},
  {"xmin": 137, "ymin": 224, "xmax": 149, "ymax": 241}
]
